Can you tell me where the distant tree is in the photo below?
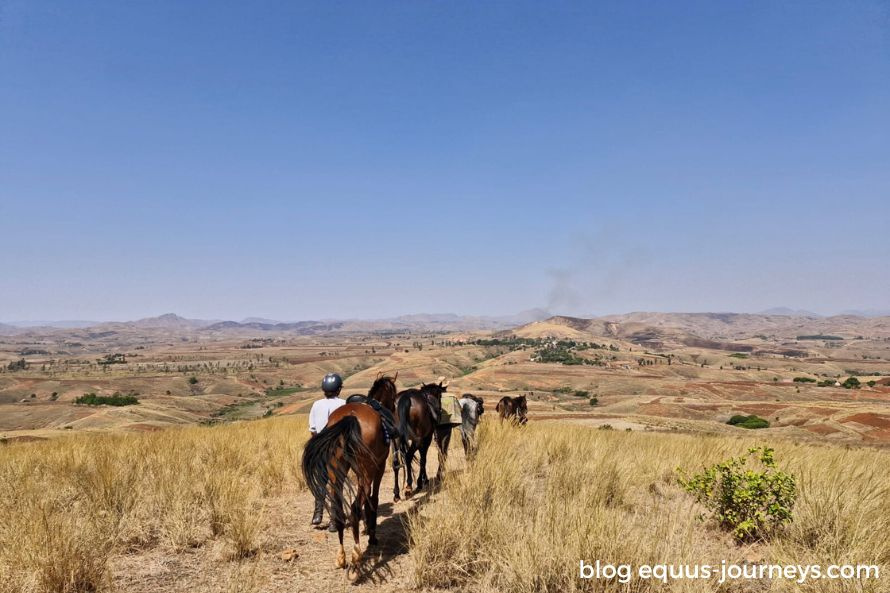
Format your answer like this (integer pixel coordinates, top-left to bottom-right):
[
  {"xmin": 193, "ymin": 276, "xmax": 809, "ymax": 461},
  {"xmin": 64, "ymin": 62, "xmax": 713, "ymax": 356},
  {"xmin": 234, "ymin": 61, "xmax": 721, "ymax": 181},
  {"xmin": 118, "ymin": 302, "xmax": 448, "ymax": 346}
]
[
  {"xmin": 7, "ymin": 359, "xmax": 28, "ymax": 371},
  {"xmin": 841, "ymin": 377, "xmax": 861, "ymax": 389}
]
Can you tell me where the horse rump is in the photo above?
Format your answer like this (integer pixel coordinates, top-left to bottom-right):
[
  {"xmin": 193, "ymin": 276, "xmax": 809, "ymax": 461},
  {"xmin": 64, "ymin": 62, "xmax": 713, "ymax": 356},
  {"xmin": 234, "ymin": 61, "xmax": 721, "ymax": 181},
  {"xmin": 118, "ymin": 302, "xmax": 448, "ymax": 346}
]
[{"xmin": 301, "ymin": 415, "xmax": 374, "ymax": 518}]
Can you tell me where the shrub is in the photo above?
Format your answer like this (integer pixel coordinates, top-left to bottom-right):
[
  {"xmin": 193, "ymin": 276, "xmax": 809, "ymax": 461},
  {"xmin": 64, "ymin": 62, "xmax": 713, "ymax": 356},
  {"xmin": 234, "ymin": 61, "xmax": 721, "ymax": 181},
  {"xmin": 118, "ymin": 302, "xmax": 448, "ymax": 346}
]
[
  {"xmin": 74, "ymin": 393, "xmax": 139, "ymax": 406},
  {"xmin": 6, "ymin": 358, "xmax": 28, "ymax": 371},
  {"xmin": 841, "ymin": 377, "xmax": 861, "ymax": 389},
  {"xmin": 678, "ymin": 447, "xmax": 796, "ymax": 542},
  {"xmin": 188, "ymin": 376, "xmax": 199, "ymax": 385},
  {"xmin": 727, "ymin": 415, "xmax": 770, "ymax": 429},
  {"xmin": 589, "ymin": 397, "xmax": 598, "ymax": 406},
  {"xmin": 793, "ymin": 377, "xmax": 816, "ymax": 383}
]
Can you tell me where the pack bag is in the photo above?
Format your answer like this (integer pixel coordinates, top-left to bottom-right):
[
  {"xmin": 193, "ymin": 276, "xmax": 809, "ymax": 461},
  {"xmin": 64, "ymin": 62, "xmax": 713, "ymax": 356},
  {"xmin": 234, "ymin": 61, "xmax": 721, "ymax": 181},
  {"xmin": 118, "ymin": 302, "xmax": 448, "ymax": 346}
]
[{"xmin": 438, "ymin": 394, "xmax": 463, "ymax": 425}]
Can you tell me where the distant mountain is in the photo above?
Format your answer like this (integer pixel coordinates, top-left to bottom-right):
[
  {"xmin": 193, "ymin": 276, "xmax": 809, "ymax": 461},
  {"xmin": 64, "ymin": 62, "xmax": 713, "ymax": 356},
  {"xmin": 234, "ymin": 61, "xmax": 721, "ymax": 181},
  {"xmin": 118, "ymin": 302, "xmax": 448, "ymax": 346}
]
[
  {"xmin": 508, "ymin": 312, "xmax": 890, "ymax": 345},
  {"xmin": 6, "ymin": 320, "xmax": 99, "ymax": 328},
  {"xmin": 0, "ymin": 322, "xmax": 20, "ymax": 335},
  {"xmin": 128, "ymin": 313, "xmax": 217, "ymax": 329},
  {"xmin": 840, "ymin": 309, "xmax": 890, "ymax": 318},
  {"xmin": 759, "ymin": 307, "xmax": 822, "ymax": 317},
  {"xmin": 240, "ymin": 317, "xmax": 283, "ymax": 325},
  {"xmin": 204, "ymin": 320, "xmax": 345, "ymax": 334},
  {"xmin": 489, "ymin": 308, "xmax": 553, "ymax": 325}
]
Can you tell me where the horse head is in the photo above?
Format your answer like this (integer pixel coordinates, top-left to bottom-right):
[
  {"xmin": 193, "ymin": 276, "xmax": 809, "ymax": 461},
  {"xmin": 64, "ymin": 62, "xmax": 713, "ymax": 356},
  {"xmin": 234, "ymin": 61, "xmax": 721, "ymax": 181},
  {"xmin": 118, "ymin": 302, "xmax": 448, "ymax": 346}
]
[{"xmin": 368, "ymin": 374, "xmax": 398, "ymax": 412}]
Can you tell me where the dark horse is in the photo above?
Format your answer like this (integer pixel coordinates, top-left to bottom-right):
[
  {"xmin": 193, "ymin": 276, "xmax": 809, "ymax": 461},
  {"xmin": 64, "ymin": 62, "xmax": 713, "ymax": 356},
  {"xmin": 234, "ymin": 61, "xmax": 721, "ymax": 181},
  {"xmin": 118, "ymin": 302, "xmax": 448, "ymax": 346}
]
[
  {"xmin": 302, "ymin": 374, "xmax": 398, "ymax": 576},
  {"xmin": 393, "ymin": 379, "xmax": 451, "ymax": 500},
  {"xmin": 496, "ymin": 394, "xmax": 528, "ymax": 425}
]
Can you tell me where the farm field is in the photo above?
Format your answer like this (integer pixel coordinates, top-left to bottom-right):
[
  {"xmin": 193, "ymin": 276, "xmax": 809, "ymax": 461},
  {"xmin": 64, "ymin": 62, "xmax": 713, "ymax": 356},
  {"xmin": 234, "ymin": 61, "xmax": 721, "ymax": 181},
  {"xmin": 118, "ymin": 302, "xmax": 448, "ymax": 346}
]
[{"xmin": 2, "ymin": 313, "xmax": 890, "ymax": 445}]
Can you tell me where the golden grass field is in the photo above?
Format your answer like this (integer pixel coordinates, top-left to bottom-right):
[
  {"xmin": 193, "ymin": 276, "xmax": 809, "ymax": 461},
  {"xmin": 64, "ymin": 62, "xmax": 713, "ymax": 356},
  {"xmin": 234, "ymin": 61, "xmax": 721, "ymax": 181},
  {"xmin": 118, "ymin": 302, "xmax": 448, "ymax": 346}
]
[{"xmin": 2, "ymin": 412, "xmax": 888, "ymax": 592}]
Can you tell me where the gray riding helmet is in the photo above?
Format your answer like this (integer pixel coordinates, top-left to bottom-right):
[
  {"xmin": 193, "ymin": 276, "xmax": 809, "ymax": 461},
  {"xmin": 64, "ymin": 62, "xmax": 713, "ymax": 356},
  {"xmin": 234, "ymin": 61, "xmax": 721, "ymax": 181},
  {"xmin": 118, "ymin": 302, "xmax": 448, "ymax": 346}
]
[{"xmin": 321, "ymin": 372, "xmax": 343, "ymax": 394}]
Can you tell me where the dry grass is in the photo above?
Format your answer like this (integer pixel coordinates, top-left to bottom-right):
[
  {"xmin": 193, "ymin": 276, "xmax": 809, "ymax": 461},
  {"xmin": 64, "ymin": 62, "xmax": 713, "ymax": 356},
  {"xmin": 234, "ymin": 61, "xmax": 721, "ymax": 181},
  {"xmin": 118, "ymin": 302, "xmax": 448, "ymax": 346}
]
[
  {"xmin": 0, "ymin": 417, "xmax": 308, "ymax": 593},
  {"xmin": 2, "ymin": 413, "xmax": 889, "ymax": 593},
  {"xmin": 410, "ymin": 421, "xmax": 890, "ymax": 592}
]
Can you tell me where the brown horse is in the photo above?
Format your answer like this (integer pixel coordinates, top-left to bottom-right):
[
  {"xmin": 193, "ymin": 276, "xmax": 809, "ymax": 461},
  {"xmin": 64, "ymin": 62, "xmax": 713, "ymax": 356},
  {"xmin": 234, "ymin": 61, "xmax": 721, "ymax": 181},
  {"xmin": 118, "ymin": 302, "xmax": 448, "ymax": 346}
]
[
  {"xmin": 496, "ymin": 395, "xmax": 528, "ymax": 425},
  {"xmin": 393, "ymin": 379, "xmax": 450, "ymax": 500},
  {"xmin": 301, "ymin": 375, "xmax": 398, "ymax": 576},
  {"xmin": 345, "ymin": 371, "xmax": 399, "ymax": 412}
]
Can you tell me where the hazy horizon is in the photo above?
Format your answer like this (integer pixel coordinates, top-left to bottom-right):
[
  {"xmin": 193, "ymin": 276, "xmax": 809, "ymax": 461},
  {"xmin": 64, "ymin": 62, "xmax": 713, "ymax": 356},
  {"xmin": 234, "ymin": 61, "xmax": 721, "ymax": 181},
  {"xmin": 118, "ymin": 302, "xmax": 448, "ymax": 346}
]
[
  {"xmin": 2, "ymin": 1, "xmax": 888, "ymax": 321},
  {"xmin": 6, "ymin": 306, "xmax": 890, "ymax": 328}
]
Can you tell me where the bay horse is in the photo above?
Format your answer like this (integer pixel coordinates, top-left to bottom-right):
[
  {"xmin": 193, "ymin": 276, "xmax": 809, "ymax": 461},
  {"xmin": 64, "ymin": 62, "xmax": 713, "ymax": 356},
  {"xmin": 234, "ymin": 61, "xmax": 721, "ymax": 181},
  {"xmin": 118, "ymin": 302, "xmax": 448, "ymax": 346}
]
[
  {"xmin": 496, "ymin": 394, "xmax": 528, "ymax": 425},
  {"xmin": 345, "ymin": 371, "xmax": 399, "ymax": 412},
  {"xmin": 393, "ymin": 379, "xmax": 450, "ymax": 500},
  {"xmin": 301, "ymin": 374, "xmax": 398, "ymax": 576}
]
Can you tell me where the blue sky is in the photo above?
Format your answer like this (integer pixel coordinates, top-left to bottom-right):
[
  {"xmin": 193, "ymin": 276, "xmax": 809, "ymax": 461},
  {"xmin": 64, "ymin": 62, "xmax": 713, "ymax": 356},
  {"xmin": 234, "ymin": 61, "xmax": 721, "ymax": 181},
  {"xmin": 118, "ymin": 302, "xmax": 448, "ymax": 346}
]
[{"xmin": 1, "ymin": 1, "xmax": 888, "ymax": 321}]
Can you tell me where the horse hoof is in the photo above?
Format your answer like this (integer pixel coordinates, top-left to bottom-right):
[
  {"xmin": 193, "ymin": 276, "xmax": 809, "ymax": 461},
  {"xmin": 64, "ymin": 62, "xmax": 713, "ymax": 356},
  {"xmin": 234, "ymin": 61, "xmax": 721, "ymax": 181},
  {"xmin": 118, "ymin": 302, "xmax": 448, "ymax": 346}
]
[
  {"xmin": 351, "ymin": 545, "xmax": 363, "ymax": 566},
  {"xmin": 335, "ymin": 549, "xmax": 346, "ymax": 569},
  {"xmin": 404, "ymin": 488, "xmax": 413, "ymax": 499}
]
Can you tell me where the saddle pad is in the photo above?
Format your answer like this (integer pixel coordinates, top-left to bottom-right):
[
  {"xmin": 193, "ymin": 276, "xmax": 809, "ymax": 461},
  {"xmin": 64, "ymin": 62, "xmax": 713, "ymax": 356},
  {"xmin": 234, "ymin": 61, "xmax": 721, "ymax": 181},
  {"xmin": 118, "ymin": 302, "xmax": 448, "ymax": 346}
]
[{"xmin": 438, "ymin": 395, "xmax": 463, "ymax": 425}]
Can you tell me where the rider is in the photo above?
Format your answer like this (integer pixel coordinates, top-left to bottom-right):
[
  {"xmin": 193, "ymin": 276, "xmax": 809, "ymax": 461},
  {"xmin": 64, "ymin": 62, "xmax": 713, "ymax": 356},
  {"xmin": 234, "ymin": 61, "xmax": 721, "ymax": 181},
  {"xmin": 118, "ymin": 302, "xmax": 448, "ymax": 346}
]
[{"xmin": 309, "ymin": 372, "xmax": 346, "ymax": 528}]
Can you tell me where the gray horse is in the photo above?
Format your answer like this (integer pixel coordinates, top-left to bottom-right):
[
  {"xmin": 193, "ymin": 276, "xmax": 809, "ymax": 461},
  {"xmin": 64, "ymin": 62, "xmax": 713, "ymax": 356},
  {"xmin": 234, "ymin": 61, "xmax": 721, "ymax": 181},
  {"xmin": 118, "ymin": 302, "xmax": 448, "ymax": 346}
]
[{"xmin": 457, "ymin": 394, "xmax": 485, "ymax": 459}]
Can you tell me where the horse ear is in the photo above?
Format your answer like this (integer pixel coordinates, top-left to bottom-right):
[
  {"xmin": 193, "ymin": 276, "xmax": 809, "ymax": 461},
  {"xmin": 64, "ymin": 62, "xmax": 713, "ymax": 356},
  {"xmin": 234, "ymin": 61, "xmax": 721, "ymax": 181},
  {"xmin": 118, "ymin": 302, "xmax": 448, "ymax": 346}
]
[
  {"xmin": 375, "ymin": 371, "xmax": 382, "ymax": 380},
  {"xmin": 393, "ymin": 371, "xmax": 399, "ymax": 382}
]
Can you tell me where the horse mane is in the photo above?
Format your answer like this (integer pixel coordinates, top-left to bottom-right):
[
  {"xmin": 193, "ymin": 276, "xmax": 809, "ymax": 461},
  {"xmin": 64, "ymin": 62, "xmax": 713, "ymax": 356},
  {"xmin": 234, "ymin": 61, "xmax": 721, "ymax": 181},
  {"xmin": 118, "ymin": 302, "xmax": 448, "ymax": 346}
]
[
  {"xmin": 369, "ymin": 375, "xmax": 395, "ymax": 396},
  {"xmin": 367, "ymin": 374, "xmax": 398, "ymax": 413}
]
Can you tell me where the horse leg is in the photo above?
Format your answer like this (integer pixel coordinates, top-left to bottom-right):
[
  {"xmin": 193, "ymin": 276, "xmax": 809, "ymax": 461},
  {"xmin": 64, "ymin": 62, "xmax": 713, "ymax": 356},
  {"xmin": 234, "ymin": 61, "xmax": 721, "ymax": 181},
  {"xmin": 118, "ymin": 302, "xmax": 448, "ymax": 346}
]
[
  {"xmin": 329, "ymin": 478, "xmax": 347, "ymax": 569},
  {"xmin": 349, "ymin": 490, "xmax": 364, "ymax": 569},
  {"xmin": 417, "ymin": 434, "xmax": 433, "ymax": 490},
  {"xmin": 367, "ymin": 468, "xmax": 383, "ymax": 546},
  {"xmin": 391, "ymin": 440, "xmax": 402, "ymax": 502},
  {"xmin": 404, "ymin": 441, "xmax": 417, "ymax": 499},
  {"xmin": 344, "ymin": 485, "xmax": 366, "ymax": 582},
  {"xmin": 435, "ymin": 426, "xmax": 451, "ymax": 483}
]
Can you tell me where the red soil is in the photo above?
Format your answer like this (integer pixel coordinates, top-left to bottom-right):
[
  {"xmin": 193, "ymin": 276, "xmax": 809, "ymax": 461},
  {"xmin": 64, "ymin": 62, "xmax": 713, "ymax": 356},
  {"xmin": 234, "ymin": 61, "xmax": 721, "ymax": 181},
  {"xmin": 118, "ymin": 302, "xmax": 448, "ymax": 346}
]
[{"xmin": 842, "ymin": 413, "xmax": 890, "ymax": 430}]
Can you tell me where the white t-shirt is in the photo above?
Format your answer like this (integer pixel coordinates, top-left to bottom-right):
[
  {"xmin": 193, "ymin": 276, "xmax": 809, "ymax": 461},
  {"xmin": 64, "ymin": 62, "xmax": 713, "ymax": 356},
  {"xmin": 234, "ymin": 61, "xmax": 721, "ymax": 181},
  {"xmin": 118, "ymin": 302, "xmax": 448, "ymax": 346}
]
[{"xmin": 308, "ymin": 397, "xmax": 346, "ymax": 434}]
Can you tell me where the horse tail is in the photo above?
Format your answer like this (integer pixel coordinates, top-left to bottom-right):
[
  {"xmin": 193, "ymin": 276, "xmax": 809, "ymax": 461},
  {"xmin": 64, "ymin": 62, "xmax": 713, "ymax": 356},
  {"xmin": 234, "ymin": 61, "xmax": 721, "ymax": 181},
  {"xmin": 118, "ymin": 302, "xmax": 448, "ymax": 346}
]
[
  {"xmin": 393, "ymin": 394, "xmax": 413, "ymax": 471},
  {"xmin": 397, "ymin": 394, "xmax": 412, "ymax": 443},
  {"xmin": 301, "ymin": 415, "xmax": 372, "ymax": 515}
]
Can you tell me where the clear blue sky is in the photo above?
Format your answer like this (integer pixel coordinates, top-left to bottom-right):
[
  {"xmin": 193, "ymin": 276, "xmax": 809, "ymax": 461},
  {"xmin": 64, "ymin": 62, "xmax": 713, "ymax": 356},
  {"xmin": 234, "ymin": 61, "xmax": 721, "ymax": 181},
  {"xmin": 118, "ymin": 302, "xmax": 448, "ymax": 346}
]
[{"xmin": 1, "ymin": 1, "xmax": 888, "ymax": 321}]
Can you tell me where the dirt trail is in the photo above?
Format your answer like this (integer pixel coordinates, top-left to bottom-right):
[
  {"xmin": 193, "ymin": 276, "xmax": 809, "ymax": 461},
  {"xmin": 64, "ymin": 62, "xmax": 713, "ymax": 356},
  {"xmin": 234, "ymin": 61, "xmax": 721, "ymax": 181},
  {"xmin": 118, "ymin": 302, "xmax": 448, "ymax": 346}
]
[{"xmin": 111, "ymin": 447, "xmax": 451, "ymax": 593}]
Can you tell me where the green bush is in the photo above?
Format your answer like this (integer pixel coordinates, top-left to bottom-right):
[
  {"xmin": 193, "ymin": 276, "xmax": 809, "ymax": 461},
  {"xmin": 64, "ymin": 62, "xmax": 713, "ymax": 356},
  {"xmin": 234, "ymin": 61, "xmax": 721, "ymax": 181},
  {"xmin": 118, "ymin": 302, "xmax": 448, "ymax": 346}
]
[
  {"xmin": 678, "ymin": 447, "xmax": 796, "ymax": 542},
  {"xmin": 841, "ymin": 377, "xmax": 861, "ymax": 389},
  {"xmin": 589, "ymin": 397, "xmax": 598, "ymax": 406},
  {"xmin": 188, "ymin": 376, "xmax": 199, "ymax": 385},
  {"xmin": 792, "ymin": 377, "xmax": 816, "ymax": 383},
  {"xmin": 74, "ymin": 393, "xmax": 139, "ymax": 406},
  {"xmin": 726, "ymin": 414, "xmax": 770, "ymax": 429}
]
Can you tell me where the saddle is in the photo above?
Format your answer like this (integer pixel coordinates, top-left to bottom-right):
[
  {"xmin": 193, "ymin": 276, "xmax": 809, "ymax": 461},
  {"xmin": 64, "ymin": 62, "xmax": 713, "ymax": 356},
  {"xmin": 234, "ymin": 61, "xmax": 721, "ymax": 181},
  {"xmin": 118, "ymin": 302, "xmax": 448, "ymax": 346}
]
[{"xmin": 346, "ymin": 395, "xmax": 401, "ymax": 445}]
